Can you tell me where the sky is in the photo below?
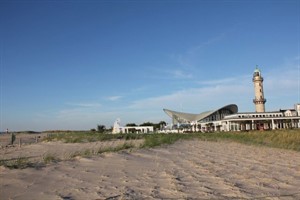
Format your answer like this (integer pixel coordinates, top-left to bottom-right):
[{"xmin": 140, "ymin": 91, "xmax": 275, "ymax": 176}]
[{"xmin": 1, "ymin": 0, "xmax": 300, "ymax": 131}]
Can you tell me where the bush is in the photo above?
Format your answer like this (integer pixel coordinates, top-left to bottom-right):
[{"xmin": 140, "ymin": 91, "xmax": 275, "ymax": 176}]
[
  {"xmin": 43, "ymin": 154, "xmax": 60, "ymax": 164},
  {"xmin": 0, "ymin": 157, "xmax": 33, "ymax": 169}
]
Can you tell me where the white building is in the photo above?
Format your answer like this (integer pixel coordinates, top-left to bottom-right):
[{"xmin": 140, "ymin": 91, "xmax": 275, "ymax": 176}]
[{"xmin": 112, "ymin": 119, "xmax": 154, "ymax": 134}]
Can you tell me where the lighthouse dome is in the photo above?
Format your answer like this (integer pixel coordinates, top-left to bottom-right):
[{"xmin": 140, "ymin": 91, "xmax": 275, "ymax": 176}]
[
  {"xmin": 254, "ymin": 67, "xmax": 261, "ymax": 73},
  {"xmin": 253, "ymin": 67, "xmax": 261, "ymax": 77}
]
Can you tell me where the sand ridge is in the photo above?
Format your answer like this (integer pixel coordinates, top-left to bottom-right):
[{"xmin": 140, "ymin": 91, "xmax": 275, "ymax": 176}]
[
  {"xmin": 1, "ymin": 140, "xmax": 300, "ymax": 199},
  {"xmin": 1, "ymin": 139, "xmax": 144, "ymax": 163}
]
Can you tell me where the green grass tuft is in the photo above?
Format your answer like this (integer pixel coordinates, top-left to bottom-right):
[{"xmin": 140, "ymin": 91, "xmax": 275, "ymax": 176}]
[
  {"xmin": 43, "ymin": 154, "xmax": 60, "ymax": 164},
  {"xmin": 97, "ymin": 142, "xmax": 135, "ymax": 154},
  {"xmin": 0, "ymin": 157, "xmax": 33, "ymax": 169},
  {"xmin": 141, "ymin": 133, "xmax": 195, "ymax": 148}
]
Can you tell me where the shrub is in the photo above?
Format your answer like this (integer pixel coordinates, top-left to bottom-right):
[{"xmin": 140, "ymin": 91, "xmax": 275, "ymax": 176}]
[
  {"xmin": 43, "ymin": 154, "xmax": 60, "ymax": 164},
  {"xmin": 0, "ymin": 157, "xmax": 33, "ymax": 169}
]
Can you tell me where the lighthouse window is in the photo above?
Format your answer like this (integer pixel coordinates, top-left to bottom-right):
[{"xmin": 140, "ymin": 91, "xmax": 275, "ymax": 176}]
[{"xmin": 260, "ymin": 89, "xmax": 262, "ymax": 92}]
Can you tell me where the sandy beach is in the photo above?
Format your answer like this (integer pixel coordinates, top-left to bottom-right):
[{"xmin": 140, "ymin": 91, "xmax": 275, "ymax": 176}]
[{"xmin": 1, "ymin": 139, "xmax": 300, "ymax": 200}]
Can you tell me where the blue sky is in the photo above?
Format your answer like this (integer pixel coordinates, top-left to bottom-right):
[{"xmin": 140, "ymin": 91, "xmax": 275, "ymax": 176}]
[{"xmin": 1, "ymin": 0, "xmax": 299, "ymax": 131}]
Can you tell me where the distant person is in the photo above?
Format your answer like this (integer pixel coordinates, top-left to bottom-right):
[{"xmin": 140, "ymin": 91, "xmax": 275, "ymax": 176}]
[{"xmin": 6, "ymin": 128, "xmax": 9, "ymax": 134}]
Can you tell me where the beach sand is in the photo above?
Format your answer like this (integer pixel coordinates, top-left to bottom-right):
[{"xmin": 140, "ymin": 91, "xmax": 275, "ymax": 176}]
[{"xmin": 1, "ymin": 139, "xmax": 300, "ymax": 199}]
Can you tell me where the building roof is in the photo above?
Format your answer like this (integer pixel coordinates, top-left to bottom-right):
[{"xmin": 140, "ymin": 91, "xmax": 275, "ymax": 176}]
[{"xmin": 163, "ymin": 104, "xmax": 238, "ymax": 122}]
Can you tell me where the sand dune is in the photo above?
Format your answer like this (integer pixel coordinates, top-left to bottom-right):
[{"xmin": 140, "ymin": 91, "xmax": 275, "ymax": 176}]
[
  {"xmin": 1, "ymin": 140, "xmax": 300, "ymax": 199},
  {"xmin": 1, "ymin": 139, "xmax": 144, "ymax": 163}
]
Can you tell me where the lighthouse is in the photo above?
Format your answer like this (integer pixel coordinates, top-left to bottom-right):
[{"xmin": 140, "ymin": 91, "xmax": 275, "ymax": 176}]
[{"xmin": 253, "ymin": 67, "xmax": 266, "ymax": 112}]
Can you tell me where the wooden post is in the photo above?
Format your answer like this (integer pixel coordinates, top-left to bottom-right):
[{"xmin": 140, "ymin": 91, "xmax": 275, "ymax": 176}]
[
  {"xmin": 19, "ymin": 138, "xmax": 21, "ymax": 148},
  {"xmin": 35, "ymin": 136, "xmax": 38, "ymax": 143}
]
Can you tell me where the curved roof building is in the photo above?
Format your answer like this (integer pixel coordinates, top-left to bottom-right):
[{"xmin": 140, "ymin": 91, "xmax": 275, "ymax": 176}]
[{"xmin": 163, "ymin": 104, "xmax": 238, "ymax": 124}]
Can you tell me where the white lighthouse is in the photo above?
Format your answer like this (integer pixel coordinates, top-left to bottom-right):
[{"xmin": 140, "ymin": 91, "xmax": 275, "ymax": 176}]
[{"xmin": 253, "ymin": 67, "xmax": 266, "ymax": 112}]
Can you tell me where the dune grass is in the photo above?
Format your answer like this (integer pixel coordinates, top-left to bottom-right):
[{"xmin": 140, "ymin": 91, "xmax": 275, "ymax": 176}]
[
  {"xmin": 0, "ymin": 157, "xmax": 35, "ymax": 169},
  {"xmin": 198, "ymin": 129, "xmax": 300, "ymax": 151},
  {"xmin": 0, "ymin": 142, "xmax": 136, "ymax": 169},
  {"xmin": 43, "ymin": 132, "xmax": 143, "ymax": 143},
  {"xmin": 142, "ymin": 129, "xmax": 300, "ymax": 151},
  {"xmin": 65, "ymin": 142, "xmax": 135, "ymax": 159},
  {"xmin": 141, "ymin": 133, "xmax": 195, "ymax": 148},
  {"xmin": 96, "ymin": 142, "xmax": 135, "ymax": 154},
  {"xmin": 43, "ymin": 153, "xmax": 61, "ymax": 164},
  {"xmin": 43, "ymin": 129, "xmax": 300, "ymax": 151}
]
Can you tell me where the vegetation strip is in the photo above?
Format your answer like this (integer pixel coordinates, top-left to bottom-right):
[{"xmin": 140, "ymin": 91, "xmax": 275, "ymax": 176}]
[
  {"xmin": 43, "ymin": 129, "xmax": 300, "ymax": 151},
  {"xmin": 1, "ymin": 129, "xmax": 299, "ymax": 169}
]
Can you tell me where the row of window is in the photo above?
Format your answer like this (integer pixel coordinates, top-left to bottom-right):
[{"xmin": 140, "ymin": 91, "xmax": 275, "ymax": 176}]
[{"xmin": 238, "ymin": 114, "xmax": 283, "ymax": 118}]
